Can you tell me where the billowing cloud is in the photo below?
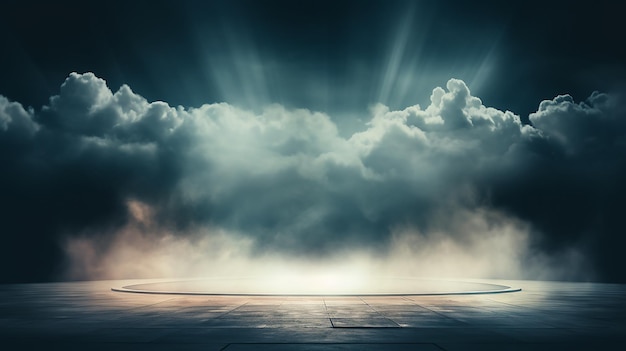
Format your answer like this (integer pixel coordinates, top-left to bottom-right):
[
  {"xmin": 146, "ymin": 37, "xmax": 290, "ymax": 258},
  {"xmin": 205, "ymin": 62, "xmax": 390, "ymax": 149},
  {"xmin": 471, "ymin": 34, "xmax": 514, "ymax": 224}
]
[{"xmin": 1, "ymin": 72, "xmax": 624, "ymax": 282}]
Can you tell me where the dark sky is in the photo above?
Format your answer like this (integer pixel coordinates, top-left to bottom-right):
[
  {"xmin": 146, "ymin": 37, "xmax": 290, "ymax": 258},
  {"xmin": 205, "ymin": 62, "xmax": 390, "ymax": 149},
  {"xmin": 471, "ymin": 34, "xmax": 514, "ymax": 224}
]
[
  {"xmin": 3, "ymin": 0, "xmax": 625, "ymax": 117},
  {"xmin": 1, "ymin": 0, "xmax": 626, "ymax": 283}
]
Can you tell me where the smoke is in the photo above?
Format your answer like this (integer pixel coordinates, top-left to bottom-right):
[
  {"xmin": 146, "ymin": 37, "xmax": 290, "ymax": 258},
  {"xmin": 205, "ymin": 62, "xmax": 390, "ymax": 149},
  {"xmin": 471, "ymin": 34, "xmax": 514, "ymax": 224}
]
[
  {"xmin": 63, "ymin": 199, "xmax": 591, "ymax": 284},
  {"xmin": 63, "ymin": 200, "xmax": 256, "ymax": 280},
  {"xmin": 1, "ymin": 72, "xmax": 623, "ymax": 283}
]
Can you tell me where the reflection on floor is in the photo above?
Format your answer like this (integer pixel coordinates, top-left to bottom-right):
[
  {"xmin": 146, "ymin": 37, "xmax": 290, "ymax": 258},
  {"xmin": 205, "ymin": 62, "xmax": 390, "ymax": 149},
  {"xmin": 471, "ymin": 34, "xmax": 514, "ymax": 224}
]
[
  {"xmin": 114, "ymin": 277, "xmax": 519, "ymax": 295},
  {"xmin": 1, "ymin": 279, "xmax": 625, "ymax": 350}
]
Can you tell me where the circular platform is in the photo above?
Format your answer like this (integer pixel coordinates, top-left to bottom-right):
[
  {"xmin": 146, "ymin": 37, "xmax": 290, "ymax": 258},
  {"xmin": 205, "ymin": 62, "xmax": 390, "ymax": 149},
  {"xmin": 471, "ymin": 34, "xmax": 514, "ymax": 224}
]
[{"xmin": 112, "ymin": 277, "xmax": 521, "ymax": 296}]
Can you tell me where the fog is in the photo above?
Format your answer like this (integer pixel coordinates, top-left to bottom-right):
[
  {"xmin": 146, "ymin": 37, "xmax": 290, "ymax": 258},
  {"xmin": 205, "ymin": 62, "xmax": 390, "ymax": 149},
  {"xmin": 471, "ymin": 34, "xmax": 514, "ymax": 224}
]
[
  {"xmin": 2, "ymin": 72, "xmax": 622, "ymax": 284},
  {"xmin": 64, "ymin": 199, "xmax": 590, "ymax": 293}
]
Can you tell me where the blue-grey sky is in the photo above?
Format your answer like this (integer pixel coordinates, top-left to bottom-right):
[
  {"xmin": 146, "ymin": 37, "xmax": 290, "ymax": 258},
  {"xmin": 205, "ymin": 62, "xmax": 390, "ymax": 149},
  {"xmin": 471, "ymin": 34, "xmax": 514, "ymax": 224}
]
[
  {"xmin": 3, "ymin": 1, "xmax": 624, "ymax": 117},
  {"xmin": 1, "ymin": 0, "xmax": 626, "ymax": 283}
]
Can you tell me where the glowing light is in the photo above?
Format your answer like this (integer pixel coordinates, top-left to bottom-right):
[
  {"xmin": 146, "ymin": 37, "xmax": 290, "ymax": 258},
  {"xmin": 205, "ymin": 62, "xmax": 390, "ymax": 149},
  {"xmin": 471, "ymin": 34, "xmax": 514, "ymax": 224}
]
[{"xmin": 113, "ymin": 275, "xmax": 519, "ymax": 296}]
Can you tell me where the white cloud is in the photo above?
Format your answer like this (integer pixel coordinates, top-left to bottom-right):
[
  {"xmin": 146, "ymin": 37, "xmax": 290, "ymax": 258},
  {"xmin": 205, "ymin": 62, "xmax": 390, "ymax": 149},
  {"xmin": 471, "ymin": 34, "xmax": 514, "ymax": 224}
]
[
  {"xmin": 2, "ymin": 72, "xmax": 626, "ymax": 281},
  {"xmin": 0, "ymin": 95, "xmax": 37, "ymax": 135},
  {"xmin": 530, "ymin": 91, "xmax": 626, "ymax": 154}
]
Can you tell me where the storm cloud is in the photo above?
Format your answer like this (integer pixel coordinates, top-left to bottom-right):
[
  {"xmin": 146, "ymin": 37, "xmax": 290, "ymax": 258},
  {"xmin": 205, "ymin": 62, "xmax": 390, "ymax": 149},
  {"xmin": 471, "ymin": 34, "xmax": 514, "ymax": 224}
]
[{"xmin": 1, "ymin": 72, "xmax": 625, "ymax": 282}]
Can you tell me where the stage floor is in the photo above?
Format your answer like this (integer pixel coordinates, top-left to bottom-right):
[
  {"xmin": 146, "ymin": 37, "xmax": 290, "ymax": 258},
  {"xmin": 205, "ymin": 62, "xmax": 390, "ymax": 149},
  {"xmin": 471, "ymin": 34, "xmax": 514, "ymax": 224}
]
[{"xmin": 1, "ymin": 279, "xmax": 625, "ymax": 350}]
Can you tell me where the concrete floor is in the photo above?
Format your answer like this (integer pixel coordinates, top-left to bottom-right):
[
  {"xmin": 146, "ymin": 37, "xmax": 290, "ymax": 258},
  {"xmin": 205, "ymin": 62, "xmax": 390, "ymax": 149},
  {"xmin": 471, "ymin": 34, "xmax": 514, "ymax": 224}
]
[{"xmin": 1, "ymin": 279, "xmax": 625, "ymax": 350}]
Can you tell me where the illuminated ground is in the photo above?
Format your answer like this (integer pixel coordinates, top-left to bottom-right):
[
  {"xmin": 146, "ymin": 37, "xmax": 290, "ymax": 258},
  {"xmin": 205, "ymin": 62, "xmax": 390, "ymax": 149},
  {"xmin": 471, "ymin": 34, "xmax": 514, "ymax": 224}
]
[
  {"xmin": 1, "ymin": 279, "xmax": 625, "ymax": 350},
  {"xmin": 113, "ymin": 277, "xmax": 520, "ymax": 295}
]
